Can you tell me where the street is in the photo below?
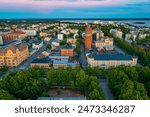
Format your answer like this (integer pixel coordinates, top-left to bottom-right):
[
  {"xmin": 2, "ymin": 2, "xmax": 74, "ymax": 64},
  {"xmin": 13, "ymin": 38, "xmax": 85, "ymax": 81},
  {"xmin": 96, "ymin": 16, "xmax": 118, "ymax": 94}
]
[
  {"xmin": 114, "ymin": 45, "xmax": 142, "ymax": 66},
  {"xmin": 79, "ymin": 44, "xmax": 88, "ymax": 67},
  {"xmin": 99, "ymin": 79, "xmax": 114, "ymax": 100},
  {"xmin": 18, "ymin": 38, "xmax": 55, "ymax": 70},
  {"xmin": 0, "ymin": 38, "xmax": 55, "ymax": 80}
]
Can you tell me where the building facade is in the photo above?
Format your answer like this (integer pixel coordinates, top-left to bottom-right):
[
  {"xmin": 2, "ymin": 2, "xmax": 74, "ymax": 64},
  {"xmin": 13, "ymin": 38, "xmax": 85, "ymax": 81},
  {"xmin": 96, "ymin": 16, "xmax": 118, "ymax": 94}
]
[
  {"xmin": 96, "ymin": 31, "xmax": 104, "ymax": 40},
  {"xmin": 0, "ymin": 43, "xmax": 29, "ymax": 67},
  {"xmin": 2, "ymin": 31, "xmax": 27, "ymax": 42},
  {"xmin": 110, "ymin": 29, "xmax": 122, "ymax": 39},
  {"xmin": 67, "ymin": 38, "xmax": 77, "ymax": 44},
  {"xmin": 57, "ymin": 33, "xmax": 64, "ymax": 41},
  {"xmin": 95, "ymin": 37, "xmax": 114, "ymax": 50},
  {"xmin": 87, "ymin": 54, "xmax": 137, "ymax": 69},
  {"xmin": 30, "ymin": 58, "xmax": 52, "ymax": 68},
  {"xmin": 32, "ymin": 41, "xmax": 43, "ymax": 50},
  {"xmin": 85, "ymin": 25, "xmax": 93, "ymax": 50},
  {"xmin": 0, "ymin": 36, "xmax": 3, "ymax": 44},
  {"xmin": 53, "ymin": 60, "xmax": 79, "ymax": 69},
  {"xmin": 60, "ymin": 45, "xmax": 74, "ymax": 57},
  {"xmin": 40, "ymin": 32, "xmax": 48, "ymax": 37},
  {"xmin": 23, "ymin": 30, "xmax": 37, "ymax": 36}
]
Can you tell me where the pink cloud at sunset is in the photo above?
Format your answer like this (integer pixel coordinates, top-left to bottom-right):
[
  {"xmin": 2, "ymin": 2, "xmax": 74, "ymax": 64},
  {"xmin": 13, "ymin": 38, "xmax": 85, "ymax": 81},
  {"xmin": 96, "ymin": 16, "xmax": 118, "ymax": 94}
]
[{"xmin": 0, "ymin": 0, "xmax": 148, "ymax": 11}]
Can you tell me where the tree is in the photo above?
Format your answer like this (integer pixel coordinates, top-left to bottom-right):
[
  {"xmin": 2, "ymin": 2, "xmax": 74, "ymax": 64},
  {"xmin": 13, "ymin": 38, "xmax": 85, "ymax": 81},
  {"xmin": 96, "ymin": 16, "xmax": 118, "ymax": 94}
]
[
  {"xmin": 88, "ymin": 81, "xmax": 101, "ymax": 92},
  {"xmin": 114, "ymin": 38, "xmax": 150, "ymax": 66},
  {"xmin": 134, "ymin": 81, "xmax": 149, "ymax": 100},
  {"xmin": 118, "ymin": 80, "xmax": 134, "ymax": 100},
  {"xmin": 145, "ymin": 81, "xmax": 150, "ymax": 97},
  {"xmin": 117, "ymin": 66, "xmax": 138, "ymax": 81},
  {"xmin": 108, "ymin": 67, "xmax": 149, "ymax": 100},
  {"xmin": 108, "ymin": 69, "xmax": 129, "ymax": 96},
  {"xmin": 55, "ymin": 68, "xmax": 63, "ymax": 85},
  {"xmin": 75, "ymin": 41, "xmax": 81, "ymax": 56},
  {"xmin": 75, "ymin": 70, "xmax": 88, "ymax": 91},
  {"xmin": 84, "ymin": 66, "xmax": 104, "ymax": 78},
  {"xmin": 46, "ymin": 44, "xmax": 52, "ymax": 50},
  {"xmin": 60, "ymin": 40, "xmax": 67, "ymax": 46},
  {"xmin": 0, "ymin": 90, "xmax": 15, "ymax": 100},
  {"xmin": 0, "ymin": 68, "xmax": 46, "ymax": 100},
  {"xmin": 70, "ymin": 81, "xmax": 75, "ymax": 90},
  {"xmin": 0, "ymin": 66, "xmax": 9, "ymax": 72},
  {"xmin": 47, "ymin": 68, "xmax": 55, "ymax": 87},
  {"xmin": 88, "ymin": 89, "xmax": 104, "ymax": 100}
]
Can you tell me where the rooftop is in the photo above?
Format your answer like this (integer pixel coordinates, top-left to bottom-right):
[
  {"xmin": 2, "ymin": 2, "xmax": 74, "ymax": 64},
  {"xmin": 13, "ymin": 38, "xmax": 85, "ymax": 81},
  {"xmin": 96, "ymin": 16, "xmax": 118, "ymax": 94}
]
[
  {"xmin": 0, "ymin": 43, "xmax": 28, "ymax": 55},
  {"xmin": 32, "ymin": 40, "xmax": 42, "ymax": 45},
  {"xmin": 61, "ymin": 44, "xmax": 73, "ymax": 49},
  {"xmin": 90, "ymin": 54, "xmax": 136, "ymax": 61},
  {"xmin": 0, "ymin": 40, "xmax": 22, "ymax": 47},
  {"xmin": 31, "ymin": 57, "xmax": 52, "ymax": 64}
]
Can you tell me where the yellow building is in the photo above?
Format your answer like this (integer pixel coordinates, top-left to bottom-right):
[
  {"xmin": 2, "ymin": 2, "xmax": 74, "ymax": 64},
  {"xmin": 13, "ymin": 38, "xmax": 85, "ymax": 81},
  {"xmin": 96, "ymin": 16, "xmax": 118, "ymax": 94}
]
[
  {"xmin": 95, "ymin": 37, "xmax": 114, "ymax": 50},
  {"xmin": 0, "ymin": 43, "xmax": 29, "ymax": 67},
  {"xmin": 40, "ymin": 32, "xmax": 48, "ymax": 37},
  {"xmin": 67, "ymin": 38, "xmax": 77, "ymax": 44},
  {"xmin": 87, "ymin": 54, "xmax": 137, "ymax": 69}
]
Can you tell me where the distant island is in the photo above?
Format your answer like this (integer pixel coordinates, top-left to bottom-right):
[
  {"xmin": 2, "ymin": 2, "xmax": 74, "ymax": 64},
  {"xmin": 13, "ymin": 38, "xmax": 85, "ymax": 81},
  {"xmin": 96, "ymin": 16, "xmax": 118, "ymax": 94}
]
[{"xmin": 134, "ymin": 22, "xmax": 146, "ymax": 24}]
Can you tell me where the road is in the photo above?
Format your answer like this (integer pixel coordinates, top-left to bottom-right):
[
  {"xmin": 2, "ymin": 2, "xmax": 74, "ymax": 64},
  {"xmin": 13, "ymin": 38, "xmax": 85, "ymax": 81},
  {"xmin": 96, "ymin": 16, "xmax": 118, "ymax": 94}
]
[
  {"xmin": 18, "ymin": 44, "xmax": 46, "ymax": 70},
  {"xmin": 114, "ymin": 45, "xmax": 126, "ymax": 55},
  {"xmin": 79, "ymin": 44, "xmax": 88, "ymax": 67},
  {"xmin": 114, "ymin": 45, "xmax": 142, "ymax": 66},
  {"xmin": 0, "ymin": 38, "xmax": 55, "ymax": 80},
  {"xmin": 99, "ymin": 79, "xmax": 114, "ymax": 100},
  {"xmin": 18, "ymin": 38, "xmax": 55, "ymax": 70}
]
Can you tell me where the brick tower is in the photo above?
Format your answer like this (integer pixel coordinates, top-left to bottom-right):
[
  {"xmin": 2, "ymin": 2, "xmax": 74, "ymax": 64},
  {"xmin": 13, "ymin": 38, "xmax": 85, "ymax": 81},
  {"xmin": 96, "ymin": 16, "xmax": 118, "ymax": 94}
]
[{"xmin": 85, "ymin": 24, "xmax": 93, "ymax": 50}]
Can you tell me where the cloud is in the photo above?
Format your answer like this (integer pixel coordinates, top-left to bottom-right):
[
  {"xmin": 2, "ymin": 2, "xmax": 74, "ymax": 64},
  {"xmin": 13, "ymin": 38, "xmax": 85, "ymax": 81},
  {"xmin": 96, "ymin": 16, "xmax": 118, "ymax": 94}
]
[{"xmin": 0, "ymin": 0, "xmax": 149, "ymax": 13}]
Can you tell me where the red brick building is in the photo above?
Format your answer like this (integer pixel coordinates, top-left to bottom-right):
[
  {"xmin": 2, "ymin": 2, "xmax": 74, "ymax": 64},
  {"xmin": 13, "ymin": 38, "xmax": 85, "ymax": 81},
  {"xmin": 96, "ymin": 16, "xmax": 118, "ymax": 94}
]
[
  {"xmin": 85, "ymin": 25, "xmax": 93, "ymax": 50},
  {"xmin": 2, "ymin": 31, "xmax": 27, "ymax": 42},
  {"xmin": 60, "ymin": 45, "xmax": 74, "ymax": 57}
]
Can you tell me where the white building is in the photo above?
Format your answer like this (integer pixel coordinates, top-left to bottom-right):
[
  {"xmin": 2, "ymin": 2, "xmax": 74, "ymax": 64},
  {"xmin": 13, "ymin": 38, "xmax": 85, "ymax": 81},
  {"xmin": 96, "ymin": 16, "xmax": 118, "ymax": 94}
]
[
  {"xmin": 93, "ymin": 20, "xmax": 101, "ymax": 25},
  {"xmin": 108, "ymin": 21, "xmax": 115, "ymax": 25},
  {"xmin": 70, "ymin": 29, "xmax": 79, "ymax": 34},
  {"xmin": 0, "ymin": 36, "xmax": 3, "ymax": 44},
  {"xmin": 32, "ymin": 41, "xmax": 43, "ymax": 50},
  {"xmin": 125, "ymin": 34, "xmax": 137, "ymax": 41},
  {"xmin": 110, "ymin": 29, "xmax": 123, "ymax": 39},
  {"xmin": 23, "ymin": 30, "xmax": 37, "ymax": 36},
  {"xmin": 96, "ymin": 31, "xmax": 104, "ymax": 40},
  {"xmin": 52, "ymin": 39, "xmax": 60, "ymax": 47},
  {"xmin": 139, "ymin": 34, "xmax": 147, "ymax": 39},
  {"xmin": 44, "ymin": 37, "xmax": 51, "ymax": 42},
  {"xmin": 57, "ymin": 33, "xmax": 64, "ymax": 41},
  {"xmin": 95, "ymin": 37, "xmax": 114, "ymax": 50},
  {"xmin": 125, "ymin": 34, "xmax": 131, "ymax": 40},
  {"xmin": 87, "ymin": 54, "xmax": 137, "ymax": 69},
  {"xmin": 29, "ymin": 48, "xmax": 36, "ymax": 56}
]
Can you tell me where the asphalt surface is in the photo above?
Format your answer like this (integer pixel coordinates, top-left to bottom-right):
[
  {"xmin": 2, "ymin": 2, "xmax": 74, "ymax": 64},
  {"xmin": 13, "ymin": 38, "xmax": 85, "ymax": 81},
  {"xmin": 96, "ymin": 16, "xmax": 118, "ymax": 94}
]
[
  {"xmin": 79, "ymin": 44, "xmax": 88, "ymax": 67},
  {"xmin": 114, "ymin": 45, "xmax": 142, "ymax": 66},
  {"xmin": 99, "ymin": 79, "xmax": 114, "ymax": 100},
  {"xmin": 0, "ymin": 38, "xmax": 55, "ymax": 80},
  {"xmin": 18, "ymin": 38, "xmax": 55, "ymax": 70}
]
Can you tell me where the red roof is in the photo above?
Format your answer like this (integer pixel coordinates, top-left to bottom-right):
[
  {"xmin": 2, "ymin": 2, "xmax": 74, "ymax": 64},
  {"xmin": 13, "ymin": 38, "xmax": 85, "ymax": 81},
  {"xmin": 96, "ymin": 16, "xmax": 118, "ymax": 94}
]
[{"xmin": 13, "ymin": 31, "xmax": 26, "ymax": 34}]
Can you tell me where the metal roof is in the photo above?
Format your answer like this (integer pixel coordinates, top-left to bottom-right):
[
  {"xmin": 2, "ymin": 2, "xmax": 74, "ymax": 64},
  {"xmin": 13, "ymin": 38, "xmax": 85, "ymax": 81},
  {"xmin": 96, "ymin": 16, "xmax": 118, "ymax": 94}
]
[
  {"xmin": 49, "ymin": 56, "xmax": 69, "ymax": 59},
  {"xmin": 31, "ymin": 58, "xmax": 52, "ymax": 64},
  {"xmin": 93, "ymin": 54, "xmax": 134, "ymax": 61}
]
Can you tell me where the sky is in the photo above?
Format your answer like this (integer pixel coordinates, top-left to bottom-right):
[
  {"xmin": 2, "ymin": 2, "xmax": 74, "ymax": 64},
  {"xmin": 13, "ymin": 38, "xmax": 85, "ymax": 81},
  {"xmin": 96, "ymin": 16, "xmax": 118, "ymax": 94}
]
[{"xmin": 0, "ymin": 0, "xmax": 150, "ymax": 19}]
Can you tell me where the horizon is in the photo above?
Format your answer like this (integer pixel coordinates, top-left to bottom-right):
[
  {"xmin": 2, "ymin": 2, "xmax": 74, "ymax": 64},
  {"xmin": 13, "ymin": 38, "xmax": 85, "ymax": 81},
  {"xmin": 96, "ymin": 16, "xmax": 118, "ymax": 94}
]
[{"xmin": 0, "ymin": 18, "xmax": 150, "ymax": 20}]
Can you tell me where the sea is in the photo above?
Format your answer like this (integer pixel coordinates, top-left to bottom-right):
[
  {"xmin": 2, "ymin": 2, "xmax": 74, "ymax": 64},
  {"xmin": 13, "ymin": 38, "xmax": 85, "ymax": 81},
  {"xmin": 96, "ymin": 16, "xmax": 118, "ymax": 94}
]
[{"xmin": 61, "ymin": 20, "xmax": 150, "ymax": 28}]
